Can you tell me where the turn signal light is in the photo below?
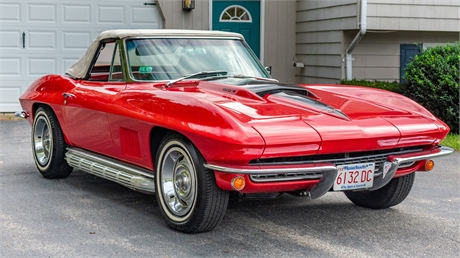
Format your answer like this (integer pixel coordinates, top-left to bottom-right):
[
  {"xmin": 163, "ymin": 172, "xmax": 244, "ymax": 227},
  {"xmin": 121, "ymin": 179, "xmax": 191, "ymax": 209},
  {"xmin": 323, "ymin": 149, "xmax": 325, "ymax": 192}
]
[
  {"xmin": 425, "ymin": 160, "xmax": 435, "ymax": 171},
  {"xmin": 231, "ymin": 176, "xmax": 245, "ymax": 191}
]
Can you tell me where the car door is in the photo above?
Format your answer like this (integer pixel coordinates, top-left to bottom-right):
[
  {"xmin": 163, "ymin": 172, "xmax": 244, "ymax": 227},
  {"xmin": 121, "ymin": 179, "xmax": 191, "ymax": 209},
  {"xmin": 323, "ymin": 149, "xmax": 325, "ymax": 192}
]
[{"xmin": 62, "ymin": 40, "xmax": 126, "ymax": 157}]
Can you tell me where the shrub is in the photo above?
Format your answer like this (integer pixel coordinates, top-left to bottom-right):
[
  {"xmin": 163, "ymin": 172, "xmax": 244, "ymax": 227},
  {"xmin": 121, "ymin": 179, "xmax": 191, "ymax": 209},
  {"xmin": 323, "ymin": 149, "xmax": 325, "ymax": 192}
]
[
  {"xmin": 339, "ymin": 79, "xmax": 406, "ymax": 94},
  {"xmin": 403, "ymin": 43, "xmax": 459, "ymax": 134}
]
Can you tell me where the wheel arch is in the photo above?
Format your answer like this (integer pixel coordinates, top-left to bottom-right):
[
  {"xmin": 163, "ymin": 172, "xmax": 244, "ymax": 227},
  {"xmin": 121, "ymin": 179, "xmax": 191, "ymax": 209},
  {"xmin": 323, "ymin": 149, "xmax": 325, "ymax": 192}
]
[
  {"xmin": 149, "ymin": 126, "xmax": 218, "ymax": 169},
  {"xmin": 31, "ymin": 102, "xmax": 46, "ymax": 119},
  {"xmin": 31, "ymin": 103, "xmax": 71, "ymax": 146},
  {"xmin": 148, "ymin": 123, "xmax": 265, "ymax": 168},
  {"xmin": 149, "ymin": 126, "xmax": 174, "ymax": 165}
]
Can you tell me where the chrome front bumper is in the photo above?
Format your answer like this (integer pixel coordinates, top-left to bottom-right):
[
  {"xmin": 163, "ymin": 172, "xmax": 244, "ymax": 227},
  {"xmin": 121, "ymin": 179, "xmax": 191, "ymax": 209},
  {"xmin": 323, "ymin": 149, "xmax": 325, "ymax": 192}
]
[
  {"xmin": 204, "ymin": 146, "xmax": 454, "ymax": 199},
  {"xmin": 14, "ymin": 110, "xmax": 29, "ymax": 118}
]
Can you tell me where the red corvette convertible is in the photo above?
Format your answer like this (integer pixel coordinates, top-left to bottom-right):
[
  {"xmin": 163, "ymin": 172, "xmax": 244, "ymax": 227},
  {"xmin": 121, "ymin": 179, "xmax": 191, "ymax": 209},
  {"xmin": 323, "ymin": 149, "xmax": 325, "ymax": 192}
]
[{"xmin": 18, "ymin": 30, "xmax": 453, "ymax": 233}]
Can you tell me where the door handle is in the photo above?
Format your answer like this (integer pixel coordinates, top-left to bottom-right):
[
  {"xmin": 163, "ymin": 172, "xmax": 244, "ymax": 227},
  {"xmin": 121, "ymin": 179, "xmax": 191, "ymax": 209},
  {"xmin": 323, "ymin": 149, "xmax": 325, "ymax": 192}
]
[
  {"xmin": 62, "ymin": 93, "xmax": 75, "ymax": 99},
  {"xmin": 22, "ymin": 32, "xmax": 26, "ymax": 49},
  {"xmin": 62, "ymin": 92, "xmax": 75, "ymax": 105}
]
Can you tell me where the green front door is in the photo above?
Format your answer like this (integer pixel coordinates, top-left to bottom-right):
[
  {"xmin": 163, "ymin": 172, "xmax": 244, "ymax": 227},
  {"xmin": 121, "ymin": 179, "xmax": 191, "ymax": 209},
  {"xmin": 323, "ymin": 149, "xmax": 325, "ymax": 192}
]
[{"xmin": 212, "ymin": 0, "xmax": 260, "ymax": 58}]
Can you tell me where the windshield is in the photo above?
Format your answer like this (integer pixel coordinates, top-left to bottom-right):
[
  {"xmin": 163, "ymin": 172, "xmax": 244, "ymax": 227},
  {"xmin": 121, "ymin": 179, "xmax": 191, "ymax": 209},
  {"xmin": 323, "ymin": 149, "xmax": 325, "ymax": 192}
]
[{"xmin": 125, "ymin": 38, "xmax": 269, "ymax": 81}]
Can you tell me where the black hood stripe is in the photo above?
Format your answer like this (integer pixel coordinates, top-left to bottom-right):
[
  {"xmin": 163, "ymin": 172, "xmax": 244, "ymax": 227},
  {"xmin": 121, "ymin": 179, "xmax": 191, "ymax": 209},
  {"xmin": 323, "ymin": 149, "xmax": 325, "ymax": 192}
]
[
  {"xmin": 217, "ymin": 78, "xmax": 350, "ymax": 121},
  {"xmin": 271, "ymin": 91, "xmax": 350, "ymax": 121}
]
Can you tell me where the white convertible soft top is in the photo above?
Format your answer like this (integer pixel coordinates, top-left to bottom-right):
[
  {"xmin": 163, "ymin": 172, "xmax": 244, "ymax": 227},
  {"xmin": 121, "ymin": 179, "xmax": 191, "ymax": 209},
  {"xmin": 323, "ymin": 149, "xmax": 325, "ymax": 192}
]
[{"xmin": 65, "ymin": 29, "xmax": 244, "ymax": 79}]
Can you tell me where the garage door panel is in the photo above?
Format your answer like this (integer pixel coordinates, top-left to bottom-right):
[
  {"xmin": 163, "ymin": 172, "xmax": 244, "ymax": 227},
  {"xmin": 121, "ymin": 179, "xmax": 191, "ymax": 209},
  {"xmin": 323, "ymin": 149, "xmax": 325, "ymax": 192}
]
[
  {"xmin": 0, "ymin": 58, "xmax": 21, "ymax": 76},
  {"xmin": 27, "ymin": 4, "xmax": 56, "ymax": 23},
  {"xmin": 1, "ymin": 0, "xmax": 163, "ymax": 112},
  {"xmin": 0, "ymin": 88, "xmax": 21, "ymax": 101},
  {"xmin": 132, "ymin": 7, "xmax": 161, "ymax": 25},
  {"xmin": 0, "ymin": 31, "xmax": 21, "ymax": 49},
  {"xmin": 28, "ymin": 58, "xmax": 56, "ymax": 75},
  {"xmin": 28, "ymin": 31, "xmax": 56, "ymax": 49},
  {"xmin": 0, "ymin": 87, "xmax": 22, "ymax": 110},
  {"xmin": 98, "ymin": 6, "xmax": 124, "ymax": 24},
  {"xmin": 63, "ymin": 32, "xmax": 92, "ymax": 50},
  {"xmin": 63, "ymin": 5, "xmax": 91, "ymax": 23},
  {"xmin": 0, "ymin": 3, "xmax": 21, "ymax": 22}
]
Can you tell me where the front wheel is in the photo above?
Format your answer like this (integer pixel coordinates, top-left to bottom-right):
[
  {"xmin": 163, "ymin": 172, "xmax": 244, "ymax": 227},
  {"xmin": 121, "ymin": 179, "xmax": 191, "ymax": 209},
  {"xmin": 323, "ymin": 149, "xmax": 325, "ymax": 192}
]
[
  {"xmin": 344, "ymin": 173, "xmax": 415, "ymax": 209},
  {"xmin": 32, "ymin": 106, "xmax": 73, "ymax": 178},
  {"xmin": 155, "ymin": 133, "xmax": 229, "ymax": 233}
]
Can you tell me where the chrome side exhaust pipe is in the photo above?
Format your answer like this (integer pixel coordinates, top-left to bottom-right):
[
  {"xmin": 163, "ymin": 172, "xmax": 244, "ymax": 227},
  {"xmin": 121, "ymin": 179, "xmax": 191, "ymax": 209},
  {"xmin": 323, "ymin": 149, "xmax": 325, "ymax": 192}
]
[{"xmin": 65, "ymin": 148, "xmax": 156, "ymax": 194}]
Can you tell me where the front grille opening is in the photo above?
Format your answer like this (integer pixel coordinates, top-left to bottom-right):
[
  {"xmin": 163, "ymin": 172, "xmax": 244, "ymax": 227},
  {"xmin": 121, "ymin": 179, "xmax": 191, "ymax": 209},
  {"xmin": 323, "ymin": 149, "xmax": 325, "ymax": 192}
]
[
  {"xmin": 248, "ymin": 146, "xmax": 425, "ymax": 183},
  {"xmin": 250, "ymin": 146, "xmax": 425, "ymax": 166},
  {"xmin": 250, "ymin": 171, "xmax": 323, "ymax": 182}
]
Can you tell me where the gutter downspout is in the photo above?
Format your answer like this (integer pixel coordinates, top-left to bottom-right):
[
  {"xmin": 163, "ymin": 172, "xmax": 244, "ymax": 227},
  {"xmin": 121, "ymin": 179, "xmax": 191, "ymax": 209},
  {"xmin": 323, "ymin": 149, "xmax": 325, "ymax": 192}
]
[{"xmin": 345, "ymin": 0, "xmax": 367, "ymax": 80}]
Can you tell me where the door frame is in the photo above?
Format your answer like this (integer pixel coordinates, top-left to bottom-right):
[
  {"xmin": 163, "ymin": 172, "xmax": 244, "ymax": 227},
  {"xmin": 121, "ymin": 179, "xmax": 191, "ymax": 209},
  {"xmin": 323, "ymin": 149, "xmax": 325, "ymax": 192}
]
[
  {"xmin": 209, "ymin": 0, "xmax": 265, "ymax": 64},
  {"xmin": 400, "ymin": 44, "xmax": 421, "ymax": 83}
]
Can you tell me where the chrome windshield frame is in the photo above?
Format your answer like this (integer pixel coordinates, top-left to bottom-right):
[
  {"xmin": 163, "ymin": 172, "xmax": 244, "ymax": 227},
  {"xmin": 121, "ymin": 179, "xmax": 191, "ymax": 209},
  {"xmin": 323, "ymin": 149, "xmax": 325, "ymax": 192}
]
[{"xmin": 122, "ymin": 37, "xmax": 270, "ymax": 83}]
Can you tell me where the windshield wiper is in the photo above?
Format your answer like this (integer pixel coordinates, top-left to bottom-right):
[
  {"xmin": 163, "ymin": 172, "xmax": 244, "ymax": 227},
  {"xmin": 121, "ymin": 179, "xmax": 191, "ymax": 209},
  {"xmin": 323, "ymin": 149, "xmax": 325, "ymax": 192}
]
[
  {"xmin": 202, "ymin": 74, "xmax": 280, "ymax": 83},
  {"xmin": 166, "ymin": 70, "xmax": 228, "ymax": 86},
  {"xmin": 231, "ymin": 74, "xmax": 279, "ymax": 83}
]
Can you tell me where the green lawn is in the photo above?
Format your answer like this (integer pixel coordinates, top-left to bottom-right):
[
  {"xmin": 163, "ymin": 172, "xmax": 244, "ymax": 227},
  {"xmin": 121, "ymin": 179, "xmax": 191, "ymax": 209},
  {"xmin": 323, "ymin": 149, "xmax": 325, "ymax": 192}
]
[{"xmin": 441, "ymin": 133, "xmax": 460, "ymax": 151}]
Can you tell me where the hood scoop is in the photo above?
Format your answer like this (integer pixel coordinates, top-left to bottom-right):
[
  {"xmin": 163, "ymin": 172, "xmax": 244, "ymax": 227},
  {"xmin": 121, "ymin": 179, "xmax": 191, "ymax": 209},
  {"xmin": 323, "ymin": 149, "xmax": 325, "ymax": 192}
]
[
  {"xmin": 210, "ymin": 78, "xmax": 316, "ymax": 98},
  {"xmin": 241, "ymin": 82, "xmax": 350, "ymax": 121},
  {"xmin": 239, "ymin": 81, "xmax": 316, "ymax": 98},
  {"xmin": 204, "ymin": 78, "xmax": 349, "ymax": 121}
]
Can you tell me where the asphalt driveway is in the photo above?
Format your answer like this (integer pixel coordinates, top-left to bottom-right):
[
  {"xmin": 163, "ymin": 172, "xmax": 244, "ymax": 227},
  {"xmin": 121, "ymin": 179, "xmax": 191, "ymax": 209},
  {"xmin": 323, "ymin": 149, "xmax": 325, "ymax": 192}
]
[{"xmin": 1, "ymin": 119, "xmax": 459, "ymax": 257}]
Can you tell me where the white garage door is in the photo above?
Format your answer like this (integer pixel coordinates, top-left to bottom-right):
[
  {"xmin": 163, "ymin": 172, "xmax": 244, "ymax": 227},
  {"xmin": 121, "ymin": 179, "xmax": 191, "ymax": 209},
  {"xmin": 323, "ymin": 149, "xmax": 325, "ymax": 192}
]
[{"xmin": 0, "ymin": 0, "xmax": 163, "ymax": 112}]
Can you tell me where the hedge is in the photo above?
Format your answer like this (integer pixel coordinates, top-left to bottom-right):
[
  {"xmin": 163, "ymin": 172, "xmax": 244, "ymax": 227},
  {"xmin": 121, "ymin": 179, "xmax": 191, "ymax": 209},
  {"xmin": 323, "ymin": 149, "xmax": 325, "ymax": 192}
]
[
  {"xmin": 403, "ymin": 43, "xmax": 459, "ymax": 134},
  {"xmin": 339, "ymin": 43, "xmax": 459, "ymax": 134},
  {"xmin": 339, "ymin": 79, "xmax": 406, "ymax": 94}
]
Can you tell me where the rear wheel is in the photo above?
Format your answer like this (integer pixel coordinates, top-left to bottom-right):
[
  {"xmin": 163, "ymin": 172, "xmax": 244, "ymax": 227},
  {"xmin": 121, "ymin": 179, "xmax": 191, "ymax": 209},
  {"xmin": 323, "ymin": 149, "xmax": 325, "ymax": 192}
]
[
  {"xmin": 32, "ymin": 106, "xmax": 73, "ymax": 179},
  {"xmin": 155, "ymin": 133, "xmax": 229, "ymax": 233},
  {"xmin": 344, "ymin": 173, "xmax": 415, "ymax": 209}
]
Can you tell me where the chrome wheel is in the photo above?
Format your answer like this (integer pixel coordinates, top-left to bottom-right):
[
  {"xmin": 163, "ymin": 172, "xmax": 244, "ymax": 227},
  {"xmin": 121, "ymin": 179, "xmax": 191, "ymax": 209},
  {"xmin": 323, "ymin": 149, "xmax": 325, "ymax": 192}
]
[
  {"xmin": 31, "ymin": 106, "xmax": 72, "ymax": 179},
  {"xmin": 160, "ymin": 142, "xmax": 197, "ymax": 220},
  {"xmin": 33, "ymin": 116, "xmax": 53, "ymax": 166},
  {"xmin": 155, "ymin": 133, "xmax": 229, "ymax": 233}
]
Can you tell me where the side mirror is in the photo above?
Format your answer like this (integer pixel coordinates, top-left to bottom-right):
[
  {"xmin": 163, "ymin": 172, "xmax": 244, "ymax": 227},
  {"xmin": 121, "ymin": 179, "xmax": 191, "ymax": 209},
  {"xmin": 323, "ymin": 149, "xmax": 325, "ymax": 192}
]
[{"xmin": 265, "ymin": 66, "xmax": 272, "ymax": 75}]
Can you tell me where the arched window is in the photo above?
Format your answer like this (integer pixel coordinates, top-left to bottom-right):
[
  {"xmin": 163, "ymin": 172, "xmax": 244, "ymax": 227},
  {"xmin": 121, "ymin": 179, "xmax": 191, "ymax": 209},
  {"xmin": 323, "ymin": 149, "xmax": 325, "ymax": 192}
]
[{"xmin": 219, "ymin": 5, "xmax": 252, "ymax": 22}]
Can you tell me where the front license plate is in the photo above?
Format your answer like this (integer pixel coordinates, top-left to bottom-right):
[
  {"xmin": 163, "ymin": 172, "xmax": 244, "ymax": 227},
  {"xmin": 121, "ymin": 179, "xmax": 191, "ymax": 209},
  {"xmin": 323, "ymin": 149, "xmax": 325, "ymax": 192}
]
[{"xmin": 333, "ymin": 163, "xmax": 375, "ymax": 191}]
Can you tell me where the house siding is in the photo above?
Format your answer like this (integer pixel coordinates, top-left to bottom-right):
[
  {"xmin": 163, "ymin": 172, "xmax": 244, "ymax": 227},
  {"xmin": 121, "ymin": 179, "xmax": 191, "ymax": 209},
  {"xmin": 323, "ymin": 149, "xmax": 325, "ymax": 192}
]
[
  {"xmin": 264, "ymin": 0, "xmax": 297, "ymax": 83},
  {"xmin": 346, "ymin": 31, "xmax": 459, "ymax": 81},
  {"xmin": 296, "ymin": 0, "xmax": 459, "ymax": 84},
  {"xmin": 348, "ymin": 0, "xmax": 460, "ymax": 81},
  {"xmin": 296, "ymin": 0, "xmax": 358, "ymax": 84},
  {"xmin": 156, "ymin": 0, "xmax": 209, "ymax": 30},
  {"xmin": 367, "ymin": 0, "xmax": 460, "ymax": 32}
]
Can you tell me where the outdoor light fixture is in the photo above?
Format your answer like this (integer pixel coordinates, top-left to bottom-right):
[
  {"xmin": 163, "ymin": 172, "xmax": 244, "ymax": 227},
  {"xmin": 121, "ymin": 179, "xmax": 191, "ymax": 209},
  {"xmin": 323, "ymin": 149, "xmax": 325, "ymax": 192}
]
[{"xmin": 182, "ymin": 0, "xmax": 195, "ymax": 11}]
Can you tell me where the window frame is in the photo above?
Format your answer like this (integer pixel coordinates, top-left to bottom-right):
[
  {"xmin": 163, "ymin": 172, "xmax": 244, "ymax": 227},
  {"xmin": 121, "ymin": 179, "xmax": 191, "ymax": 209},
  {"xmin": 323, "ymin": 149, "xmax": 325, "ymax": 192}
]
[
  {"xmin": 123, "ymin": 37, "xmax": 270, "ymax": 82},
  {"xmin": 219, "ymin": 5, "xmax": 252, "ymax": 23},
  {"xmin": 85, "ymin": 39, "xmax": 125, "ymax": 82},
  {"xmin": 108, "ymin": 42, "xmax": 125, "ymax": 82}
]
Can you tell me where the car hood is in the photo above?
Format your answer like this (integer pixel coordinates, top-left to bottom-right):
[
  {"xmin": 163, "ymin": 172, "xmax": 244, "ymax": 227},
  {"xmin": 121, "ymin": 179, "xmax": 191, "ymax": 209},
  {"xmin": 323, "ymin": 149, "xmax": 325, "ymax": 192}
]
[{"xmin": 195, "ymin": 79, "xmax": 441, "ymax": 157}]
